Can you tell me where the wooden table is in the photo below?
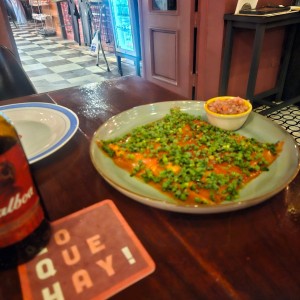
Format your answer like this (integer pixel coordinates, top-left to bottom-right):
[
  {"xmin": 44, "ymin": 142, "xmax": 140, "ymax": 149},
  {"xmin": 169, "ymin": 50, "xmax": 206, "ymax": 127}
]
[{"xmin": 0, "ymin": 76, "xmax": 300, "ymax": 299}]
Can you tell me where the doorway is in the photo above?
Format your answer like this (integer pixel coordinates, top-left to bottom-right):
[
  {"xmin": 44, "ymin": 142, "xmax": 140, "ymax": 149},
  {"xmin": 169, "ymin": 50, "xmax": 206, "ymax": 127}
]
[{"xmin": 138, "ymin": 0, "xmax": 196, "ymax": 98}]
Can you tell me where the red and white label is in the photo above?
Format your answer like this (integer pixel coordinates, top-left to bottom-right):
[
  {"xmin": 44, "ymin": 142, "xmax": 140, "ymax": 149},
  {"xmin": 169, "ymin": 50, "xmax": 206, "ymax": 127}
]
[{"xmin": 0, "ymin": 143, "xmax": 44, "ymax": 247}]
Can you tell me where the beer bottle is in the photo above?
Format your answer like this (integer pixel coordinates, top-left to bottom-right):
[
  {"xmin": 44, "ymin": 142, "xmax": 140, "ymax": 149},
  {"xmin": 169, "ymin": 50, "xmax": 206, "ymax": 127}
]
[{"xmin": 0, "ymin": 113, "xmax": 51, "ymax": 269}]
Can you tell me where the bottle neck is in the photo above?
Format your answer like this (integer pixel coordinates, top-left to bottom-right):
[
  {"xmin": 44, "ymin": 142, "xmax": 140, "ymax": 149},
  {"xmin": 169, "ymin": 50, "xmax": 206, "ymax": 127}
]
[
  {"xmin": 0, "ymin": 136, "xmax": 17, "ymax": 154},
  {"xmin": 0, "ymin": 115, "xmax": 18, "ymax": 154}
]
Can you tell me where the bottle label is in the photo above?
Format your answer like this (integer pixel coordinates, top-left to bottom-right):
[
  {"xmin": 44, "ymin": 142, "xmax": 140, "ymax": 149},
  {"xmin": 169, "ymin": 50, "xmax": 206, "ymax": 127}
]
[{"xmin": 0, "ymin": 143, "xmax": 44, "ymax": 247}]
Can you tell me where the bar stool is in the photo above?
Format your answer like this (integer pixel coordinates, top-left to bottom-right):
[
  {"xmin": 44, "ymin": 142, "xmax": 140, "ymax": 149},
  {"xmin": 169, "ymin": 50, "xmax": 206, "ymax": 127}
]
[{"xmin": 0, "ymin": 45, "xmax": 36, "ymax": 101}]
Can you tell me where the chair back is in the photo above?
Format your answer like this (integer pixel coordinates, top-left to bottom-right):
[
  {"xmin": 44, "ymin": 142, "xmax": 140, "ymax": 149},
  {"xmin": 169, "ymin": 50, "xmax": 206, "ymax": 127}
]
[{"xmin": 0, "ymin": 45, "xmax": 36, "ymax": 101}]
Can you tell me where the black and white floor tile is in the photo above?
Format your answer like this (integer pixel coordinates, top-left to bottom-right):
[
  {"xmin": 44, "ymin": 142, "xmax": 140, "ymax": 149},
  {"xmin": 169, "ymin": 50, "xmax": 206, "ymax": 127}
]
[
  {"xmin": 10, "ymin": 22, "xmax": 300, "ymax": 145},
  {"xmin": 12, "ymin": 22, "xmax": 135, "ymax": 93}
]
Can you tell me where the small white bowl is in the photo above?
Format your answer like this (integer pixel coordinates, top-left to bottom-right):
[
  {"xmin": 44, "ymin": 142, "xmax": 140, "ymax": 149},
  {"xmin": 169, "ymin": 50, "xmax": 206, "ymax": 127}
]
[{"xmin": 204, "ymin": 96, "xmax": 252, "ymax": 131}]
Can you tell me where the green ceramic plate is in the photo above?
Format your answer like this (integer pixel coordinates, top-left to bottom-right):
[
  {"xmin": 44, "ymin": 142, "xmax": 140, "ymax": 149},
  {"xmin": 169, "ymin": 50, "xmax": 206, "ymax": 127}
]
[{"xmin": 90, "ymin": 101, "xmax": 300, "ymax": 213}]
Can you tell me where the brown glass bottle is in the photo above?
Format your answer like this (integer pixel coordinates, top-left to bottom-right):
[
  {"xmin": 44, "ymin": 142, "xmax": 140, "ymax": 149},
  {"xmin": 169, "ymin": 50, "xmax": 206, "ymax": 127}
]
[{"xmin": 0, "ymin": 114, "xmax": 51, "ymax": 269}]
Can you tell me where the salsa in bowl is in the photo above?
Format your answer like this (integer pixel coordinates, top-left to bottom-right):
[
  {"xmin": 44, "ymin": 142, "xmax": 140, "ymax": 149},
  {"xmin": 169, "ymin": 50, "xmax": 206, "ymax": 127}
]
[{"xmin": 204, "ymin": 96, "xmax": 252, "ymax": 131}]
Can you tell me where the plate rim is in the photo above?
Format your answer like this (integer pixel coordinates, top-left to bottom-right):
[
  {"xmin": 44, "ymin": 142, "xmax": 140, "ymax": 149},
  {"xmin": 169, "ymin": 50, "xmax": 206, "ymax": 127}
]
[
  {"xmin": 0, "ymin": 102, "xmax": 79, "ymax": 164},
  {"xmin": 90, "ymin": 100, "xmax": 300, "ymax": 214}
]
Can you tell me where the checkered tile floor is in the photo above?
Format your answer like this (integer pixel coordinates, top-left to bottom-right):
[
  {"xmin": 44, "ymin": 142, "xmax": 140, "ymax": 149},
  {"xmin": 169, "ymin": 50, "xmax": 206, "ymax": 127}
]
[
  {"xmin": 12, "ymin": 22, "xmax": 135, "ymax": 93},
  {"xmin": 10, "ymin": 22, "xmax": 300, "ymax": 145}
]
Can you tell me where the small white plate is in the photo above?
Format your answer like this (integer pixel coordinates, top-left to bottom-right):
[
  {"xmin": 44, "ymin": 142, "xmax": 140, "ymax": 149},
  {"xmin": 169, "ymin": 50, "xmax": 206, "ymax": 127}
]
[
  {"xmin": 0, "ymin": 102, "xmax": 79, "ymax": 164},
  {"xmin": 90, "ymin": 101, "xmax": 300, "ymax": 214}
]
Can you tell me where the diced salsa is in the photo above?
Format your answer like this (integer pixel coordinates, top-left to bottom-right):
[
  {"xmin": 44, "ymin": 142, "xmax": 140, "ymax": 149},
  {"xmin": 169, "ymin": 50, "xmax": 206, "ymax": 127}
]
[{"xmin": 207, "ymin": 97, "xmax": 249, "ymax": 115}]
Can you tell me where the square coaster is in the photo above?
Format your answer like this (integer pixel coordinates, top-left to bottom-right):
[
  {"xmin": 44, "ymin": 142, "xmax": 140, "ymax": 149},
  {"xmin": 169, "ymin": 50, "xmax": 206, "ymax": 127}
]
[{"xmin": 18, "ymin": 200, "xmax": 155, "ymax": 299}]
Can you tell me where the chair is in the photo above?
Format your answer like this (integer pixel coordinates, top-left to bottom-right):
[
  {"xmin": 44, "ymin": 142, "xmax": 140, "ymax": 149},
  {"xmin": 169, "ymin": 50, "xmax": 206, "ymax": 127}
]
[{"xmin": 0, "ymin": 45, "xmax": 36, "ymax": 101}]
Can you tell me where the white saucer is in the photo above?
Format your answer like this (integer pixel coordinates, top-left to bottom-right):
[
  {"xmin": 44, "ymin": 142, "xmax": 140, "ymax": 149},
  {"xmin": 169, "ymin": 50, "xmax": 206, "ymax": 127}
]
[{"xmin": 0, "ymin": 102, "xmax": 79, "ymax": 164}]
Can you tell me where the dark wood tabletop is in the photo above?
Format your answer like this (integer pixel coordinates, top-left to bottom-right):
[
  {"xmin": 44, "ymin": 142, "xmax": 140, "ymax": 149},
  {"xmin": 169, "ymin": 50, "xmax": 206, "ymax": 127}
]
[{"xmin": 0, "ymin": 76, "xmax": 300, "ymax": 299}]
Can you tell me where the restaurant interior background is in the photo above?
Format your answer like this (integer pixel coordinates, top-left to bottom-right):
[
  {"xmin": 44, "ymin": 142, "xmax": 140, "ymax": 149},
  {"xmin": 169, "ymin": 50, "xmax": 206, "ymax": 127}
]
[
  {"xmin": 1, "ymin": 0, "xmax": 300, "ymax": 145},
  {"xmin": 3, "ymin": 0, "xmax": 138, "ymax": 92}
]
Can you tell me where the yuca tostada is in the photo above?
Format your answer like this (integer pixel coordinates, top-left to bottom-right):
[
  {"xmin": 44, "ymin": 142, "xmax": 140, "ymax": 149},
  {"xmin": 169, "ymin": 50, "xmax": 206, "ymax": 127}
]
[{"xmin": 97, "ymin": 108, "xmax": 283, "ymax": 205}]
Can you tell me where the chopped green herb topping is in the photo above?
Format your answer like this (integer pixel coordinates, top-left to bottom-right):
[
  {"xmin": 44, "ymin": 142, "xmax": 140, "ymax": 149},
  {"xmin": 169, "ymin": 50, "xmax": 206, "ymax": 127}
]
[{"xmin": 99, "ymin": 108, "xmax": 282, "ymax": 205}]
